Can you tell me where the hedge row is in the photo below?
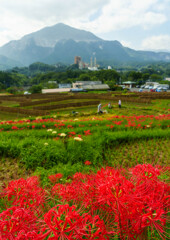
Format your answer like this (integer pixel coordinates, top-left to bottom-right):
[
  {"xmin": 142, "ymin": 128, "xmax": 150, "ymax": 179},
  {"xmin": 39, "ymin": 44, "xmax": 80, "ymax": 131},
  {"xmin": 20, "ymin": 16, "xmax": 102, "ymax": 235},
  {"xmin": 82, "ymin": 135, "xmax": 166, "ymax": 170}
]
[
  {"xmin": 25, "ymin": 93, "xmax": 69, "ymax": 99},
  {"xmin": 0, "ymin": 97, "xmax": 31, "ymax": 102},
  {"xmin": 19, "ymin": 96, "xmax": 72, "ymax": 107},
  {"xmin": 115, "ymin": 94, "xmax": 138, "ymax": 98},
  {"xmin": 33, "ymin": 100, "xmax": 100, "ymax": 110},
  {"xmin": 0, "ymin": 106, "xmax": 50, "ymax": 116},
  {"xmin": 140, "ymin": 95, "xmax": 170, "ymax": 99}
]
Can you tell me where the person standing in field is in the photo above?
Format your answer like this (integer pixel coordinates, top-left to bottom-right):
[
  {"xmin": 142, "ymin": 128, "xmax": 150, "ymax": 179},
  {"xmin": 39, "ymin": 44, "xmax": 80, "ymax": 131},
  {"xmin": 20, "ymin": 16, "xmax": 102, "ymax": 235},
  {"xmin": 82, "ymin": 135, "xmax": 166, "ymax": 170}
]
[
  {"xmin": 97, "ymin": 103, "xmax": 103, "ymax": 113},
  {"xmin": 118, "ymin": 99, "xmax": 121, "ymax": 108},
  {"xmin": 108, "ymin": 102, "xmax": 112, "ymax": 109}
]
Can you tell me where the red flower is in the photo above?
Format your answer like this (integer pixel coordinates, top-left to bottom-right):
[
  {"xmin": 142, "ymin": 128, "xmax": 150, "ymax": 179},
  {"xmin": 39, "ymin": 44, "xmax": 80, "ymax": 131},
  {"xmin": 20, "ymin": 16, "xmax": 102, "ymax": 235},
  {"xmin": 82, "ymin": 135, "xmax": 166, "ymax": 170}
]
[
  {"xmin": 84, "ymin": 161, "xmax": 91, "ymax": 165},
  {"xmin": 48, "ymin": 173, "xmax": 63, "ymax": 183},
  {"xmin": 84, "ymin": 130, "xmax": 91, "ymax": 136},
  {"xmin": 68, "ymin": 131, "xmax": 76, "ymax": 135},
  {"xmin": 11, "ymin": 126, "xmax": 18, "ymax": 130},
  {"xmin": 43, "ymin": 204, "xmax": 82, "ymax": 239},
  {"xmin": 0, "ymin": 207, "xmax": 39, "ymax": 239}
]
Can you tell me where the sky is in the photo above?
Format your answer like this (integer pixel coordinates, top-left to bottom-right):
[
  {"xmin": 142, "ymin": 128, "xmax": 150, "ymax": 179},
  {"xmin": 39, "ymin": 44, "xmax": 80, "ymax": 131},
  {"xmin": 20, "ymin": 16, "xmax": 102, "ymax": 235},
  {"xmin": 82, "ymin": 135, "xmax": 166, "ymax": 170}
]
[{"xmin": 0, "ymin": 0, "xmax": 170, "ymax": 51}]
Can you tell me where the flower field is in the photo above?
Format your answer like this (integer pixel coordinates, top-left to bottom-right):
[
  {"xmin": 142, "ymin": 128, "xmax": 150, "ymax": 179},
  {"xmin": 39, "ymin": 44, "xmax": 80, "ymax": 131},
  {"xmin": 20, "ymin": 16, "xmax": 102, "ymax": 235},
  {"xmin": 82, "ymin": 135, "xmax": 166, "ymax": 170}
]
[{"xmin": 0, "ymin": 99, "xmax": 170, "ymax": 239}]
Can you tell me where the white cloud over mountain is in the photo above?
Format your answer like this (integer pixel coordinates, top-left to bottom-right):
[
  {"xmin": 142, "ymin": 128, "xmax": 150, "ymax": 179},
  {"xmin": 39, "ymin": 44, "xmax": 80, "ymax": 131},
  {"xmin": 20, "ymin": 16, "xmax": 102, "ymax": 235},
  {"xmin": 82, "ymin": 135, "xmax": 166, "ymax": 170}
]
[{"xmin": 142, "ymin": 35, "xmax": 170, "ymax": 51}]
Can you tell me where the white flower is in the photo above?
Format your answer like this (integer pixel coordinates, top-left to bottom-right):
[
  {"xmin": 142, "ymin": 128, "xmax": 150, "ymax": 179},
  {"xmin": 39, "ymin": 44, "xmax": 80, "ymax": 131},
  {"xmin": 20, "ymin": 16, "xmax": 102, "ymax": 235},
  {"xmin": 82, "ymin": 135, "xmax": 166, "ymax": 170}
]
[
  {"xmin": 47, "ymin": 129, "xmax": 53, "ymax": 132},
  {"xmin": 74, "ymin": 119, "xmax": 79, "ymax": 121},
  {"xmin": 52, "ymin": 131, "xmax": 57, "ymax": 134},
  {"xmin": 74, "ymin": 137, "xmax": 83, "ymax": 141},
  {"xmin": 44, "ymin": 142, "xmax": 49, "ymax": 146},
  {"xmin": 60, "ymin": 133, "xmax": 66, "ymax": 137}
]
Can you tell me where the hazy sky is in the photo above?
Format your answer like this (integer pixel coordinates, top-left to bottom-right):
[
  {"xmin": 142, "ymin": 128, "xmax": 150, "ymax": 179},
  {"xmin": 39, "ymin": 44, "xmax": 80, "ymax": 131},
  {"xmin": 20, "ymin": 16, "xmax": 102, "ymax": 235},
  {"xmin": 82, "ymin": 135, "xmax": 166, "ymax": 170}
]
[{"xmin": 0, "ymin": 0, "xmax": 170, "ymax": 51}]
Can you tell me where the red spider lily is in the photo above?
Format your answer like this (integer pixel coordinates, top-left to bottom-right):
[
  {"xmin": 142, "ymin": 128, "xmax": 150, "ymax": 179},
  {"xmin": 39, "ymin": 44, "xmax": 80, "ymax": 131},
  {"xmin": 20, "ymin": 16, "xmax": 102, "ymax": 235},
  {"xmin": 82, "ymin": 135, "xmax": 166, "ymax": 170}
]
[
  {"xmin": 130, "ymin": 164, "xmax": 161, "ymax": 180},
  {"xmin": 0, "ymin": 206, "xmax": 39, "ymax": 239},
  {"xmin": 72, "ymin": 172, "xmax": 88, "ymax": 181},
  {"xmin": 42, "ymin": 125, "xmax": 46, "ymax": 128},
  {"xmin": 67, "ymin": 125, "xmax": 73, "ymax": 128},
  {"xmin": 79, "ymin": 214, "xmax": 109, "ymax": 239},
  {"xmin": 2, "ymin": 176, "xmax": 46, "ymax": 214},
  {"xmin": 42, "ymin": 204, "xmax": 109, "ymax": 240},
  {"xmin": 112, "ymin": 121, "xmax": 123, "ymax": 125},
  {"xmin": 43, "ymin": 204, "xmax": 83, "ymax": 239},
  {"xmin": 68, "ymin": 131, "xmax": 76, "ymax": 135},
  {"xmin": 84, "ymin": 130, "xmax": 91, "ymax": 136},
  {"xmin": 48, "ymin": 173, "xmax": 63, "ymax": 183},
  {"xmin": 11, "ymin": 126, "xmax": 18, "ymax": 130},
  {"xmin": 84, "ymin": 161, "xmax": 91, "ymax": 165},
  {"xmin": 15, "ymin": 230, "xmax": 40, "ymax": 240},
  {"xmin": 53, "ymin": 137, "xmax": 60, "ymax": 141},
  {"xmin": 51, "ymin": 165, "xmax": 170, "ymax": 239}
]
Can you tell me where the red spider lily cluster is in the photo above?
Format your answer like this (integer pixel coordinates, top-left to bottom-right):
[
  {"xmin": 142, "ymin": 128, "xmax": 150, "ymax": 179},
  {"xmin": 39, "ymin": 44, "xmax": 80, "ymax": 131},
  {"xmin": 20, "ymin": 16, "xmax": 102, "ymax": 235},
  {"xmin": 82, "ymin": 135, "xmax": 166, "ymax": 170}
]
[
  {"xmin": 0, "ymin": 164, "xmax": 169, "ymax": 239},
  {"xmin": 0, "ymin": 114, "xmax": 169, "ymax": 132},
  {"xmin": 48, "ymin": 173, "xmax": 63, "ymax": 183},
  {"xmin": 84, "ymin": 160, "xmax": 92, "ymax": 165}
]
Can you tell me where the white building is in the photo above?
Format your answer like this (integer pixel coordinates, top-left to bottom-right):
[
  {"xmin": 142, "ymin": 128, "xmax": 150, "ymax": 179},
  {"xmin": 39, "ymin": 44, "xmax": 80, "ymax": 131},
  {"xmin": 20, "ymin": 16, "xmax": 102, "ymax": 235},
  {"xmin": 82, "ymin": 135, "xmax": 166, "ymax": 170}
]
[{"xmin": 72, "ymin": 81, "xmax": 109, "ymax": 90}]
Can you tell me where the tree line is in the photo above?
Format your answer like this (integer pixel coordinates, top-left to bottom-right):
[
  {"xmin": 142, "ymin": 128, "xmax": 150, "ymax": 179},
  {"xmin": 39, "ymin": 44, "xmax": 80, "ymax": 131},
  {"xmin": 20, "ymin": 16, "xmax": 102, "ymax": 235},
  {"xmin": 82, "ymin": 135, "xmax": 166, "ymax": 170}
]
[{"xmin": 1, "ymin": 61, "xmax": 170, "ymax": 93}]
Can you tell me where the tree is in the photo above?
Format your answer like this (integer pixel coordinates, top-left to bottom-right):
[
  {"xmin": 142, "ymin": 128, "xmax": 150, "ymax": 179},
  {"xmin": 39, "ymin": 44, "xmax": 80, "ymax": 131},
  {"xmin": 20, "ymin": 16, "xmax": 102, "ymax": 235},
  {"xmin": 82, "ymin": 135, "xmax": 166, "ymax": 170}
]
[
  {"xmin": 150, "ymin": 74, "xmax": 162, "ymax": 81},
  {"xmin": 7, "ymin": 87, "xmax": 18, "ymax": 94},
  {"xmin": 30, "ymin": 84, "xmax": 42, "ymax": 94},
  {"xmin": 79, "ymin": 74, "xmax": 91, "ymax": 81}
]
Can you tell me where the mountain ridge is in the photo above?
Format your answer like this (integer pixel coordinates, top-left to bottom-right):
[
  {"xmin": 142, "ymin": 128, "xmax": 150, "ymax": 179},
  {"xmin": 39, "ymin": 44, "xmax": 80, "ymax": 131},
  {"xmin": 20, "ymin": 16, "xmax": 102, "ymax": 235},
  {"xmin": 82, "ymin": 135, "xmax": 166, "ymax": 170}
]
[{"xmin": 0, "ymin": 23, "xmax": 170, "ymax": 69}]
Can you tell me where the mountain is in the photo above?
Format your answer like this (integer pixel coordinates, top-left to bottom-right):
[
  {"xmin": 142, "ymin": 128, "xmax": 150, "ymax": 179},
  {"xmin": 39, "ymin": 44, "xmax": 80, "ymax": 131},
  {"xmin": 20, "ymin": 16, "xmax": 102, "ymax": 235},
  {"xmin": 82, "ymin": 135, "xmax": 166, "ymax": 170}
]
[
  {"xmin": 0, "ymin": 55, "xmax": 23, "ymax": 70},
  {"xmin": 0, "ymin": 23, "xmax": 170, "ymax": 68}
]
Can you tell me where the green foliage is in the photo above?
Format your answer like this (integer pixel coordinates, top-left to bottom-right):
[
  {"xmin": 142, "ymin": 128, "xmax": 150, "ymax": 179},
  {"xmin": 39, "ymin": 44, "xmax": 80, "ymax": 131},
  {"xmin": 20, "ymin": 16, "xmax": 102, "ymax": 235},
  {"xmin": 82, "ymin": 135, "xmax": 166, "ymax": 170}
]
[
  {"xmin": 6, "ymin": 86, "xmax": 18, "ymax": 94},
  {"xmin": 34, "ymin": 162, "xmax": 97, "ymax": 187},
  {"xmin": 21, "ymin": 139, "xmax": 67, "ymax": 170},
  {"xmin": 150, "ymin": 73, "xmax": 162, "ymax": 81},
  {"xmin": 29, "ymin": 84, "xmax": 42, "ymax": 93}
]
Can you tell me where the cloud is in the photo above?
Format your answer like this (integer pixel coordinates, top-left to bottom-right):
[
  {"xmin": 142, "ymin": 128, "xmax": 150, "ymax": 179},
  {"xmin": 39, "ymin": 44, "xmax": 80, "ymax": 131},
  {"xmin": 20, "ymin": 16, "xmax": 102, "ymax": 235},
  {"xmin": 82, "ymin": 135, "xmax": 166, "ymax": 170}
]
[
  {"xmin": 78, "ymin": 0, "xmax": 167, "ymax": 34},
  {"xmin": 0, "ymin": 0, "xmax": 109, "ymax": 46},
  {"xmin": 120, "ymin": 40, "xmax": 135, "ymax": 49},
  {"xmin": 142, "ymin": 35, "xmax": 170, "ymax": 51},
  {"xmin": 0, "ymin": 0, "xmax": 169, "ymax": 48}
]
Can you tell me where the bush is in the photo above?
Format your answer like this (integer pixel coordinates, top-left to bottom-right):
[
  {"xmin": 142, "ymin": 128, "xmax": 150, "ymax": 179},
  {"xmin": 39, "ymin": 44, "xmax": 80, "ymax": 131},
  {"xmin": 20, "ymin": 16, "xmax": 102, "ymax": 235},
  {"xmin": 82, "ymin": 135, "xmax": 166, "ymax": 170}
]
[{"xmin": 29, "ymin": 84, "xmax": 42, "ymax": 94}]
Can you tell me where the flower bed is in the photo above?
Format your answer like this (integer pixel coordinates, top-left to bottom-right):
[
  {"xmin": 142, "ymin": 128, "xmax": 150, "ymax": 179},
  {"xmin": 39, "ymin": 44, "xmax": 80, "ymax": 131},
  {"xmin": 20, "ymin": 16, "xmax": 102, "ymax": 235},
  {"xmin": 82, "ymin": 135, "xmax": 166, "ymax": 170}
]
[{"xmin": 0, "ymin": 164, "xmax": 169, "ymax": 239}]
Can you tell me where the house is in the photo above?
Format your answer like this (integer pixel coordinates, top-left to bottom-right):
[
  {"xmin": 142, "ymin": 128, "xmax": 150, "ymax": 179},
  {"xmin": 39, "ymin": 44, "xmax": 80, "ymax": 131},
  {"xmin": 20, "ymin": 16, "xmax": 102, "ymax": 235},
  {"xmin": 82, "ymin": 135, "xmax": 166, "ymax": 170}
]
[
  {"xmin": 123, "ymin": 81, "xmax": 136, "ymax": 88},
  {"xmin": 42, "ymin": 88, "xmax": 71, "ymax": 93},
  {"xmin": 72, "ymin": 81, "xmax": 109, "ymax": 90},
  {"xmin": 81, "ymin": 84, "xmax": 109, "ymax": 91},
  {"xmin": 72, "ymin": 81, "xmax": 102, "ymax": 88},
  {"xmin": 59, "ymin": 83, "xmax": 71, "ymax": 88}
]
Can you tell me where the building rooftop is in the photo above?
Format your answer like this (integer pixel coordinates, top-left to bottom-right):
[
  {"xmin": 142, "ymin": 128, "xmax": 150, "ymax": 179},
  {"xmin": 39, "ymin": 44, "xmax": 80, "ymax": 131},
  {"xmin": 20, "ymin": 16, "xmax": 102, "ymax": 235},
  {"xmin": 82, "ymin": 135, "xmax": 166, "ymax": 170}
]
[
  {"xmin": 81, "ymin": 84, "xmax": 109, "ymax": 90},
  {"xmin": 123, "ymin": 81, "xmax": 136, "ymax": 84},
  {"xmin": 42, "ymin": 88, "xmax": 71, "ymax": 93}
]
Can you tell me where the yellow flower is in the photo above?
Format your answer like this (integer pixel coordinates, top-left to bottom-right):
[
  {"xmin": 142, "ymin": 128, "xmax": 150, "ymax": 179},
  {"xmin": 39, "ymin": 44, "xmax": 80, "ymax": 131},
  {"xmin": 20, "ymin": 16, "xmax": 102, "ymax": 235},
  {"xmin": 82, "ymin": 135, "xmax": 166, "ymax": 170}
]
[
  {"xmin": 74, "ymin": 137, "xmax": 83, "ymax": 141},
  {"xmin": 52, "ymin": 131, "xmax": 57, "ymax": 134},
  {"xmin": 44, "ymin": 142, "xmax": 48, "ymax": 146},
  {"xmin": 60, "ymin": 133, "xmax": 66, "ymax": 137}
]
